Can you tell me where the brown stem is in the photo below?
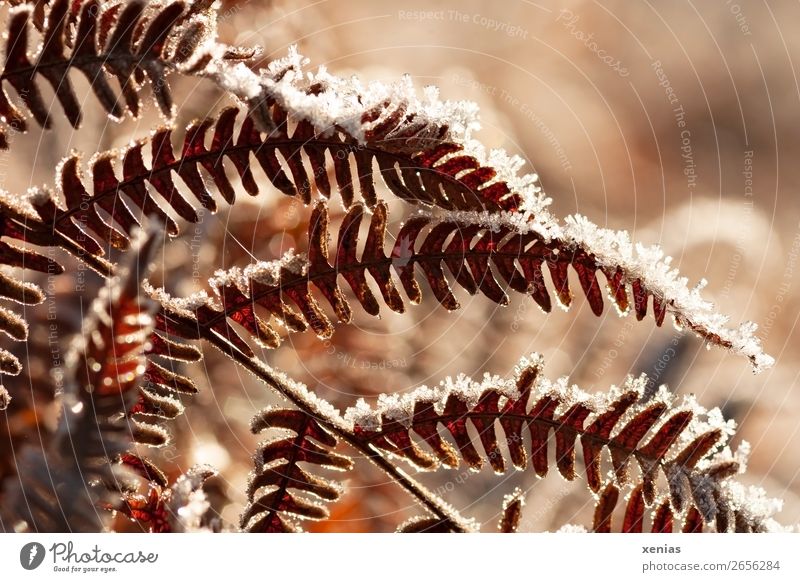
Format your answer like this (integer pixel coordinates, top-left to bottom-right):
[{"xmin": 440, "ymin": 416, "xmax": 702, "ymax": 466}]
[{"xmin": 200, "ymin": 330, "xmax": 472, "ymax": 532}]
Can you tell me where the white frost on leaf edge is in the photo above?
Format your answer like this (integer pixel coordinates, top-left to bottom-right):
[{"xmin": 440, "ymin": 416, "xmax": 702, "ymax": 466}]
[
  {"xmin": 720, "ymin": 481, "xmax": 791, "ymax": 532},
  {"xmin": 196, "ymin": 45, "xmax": 550, "ymax": 215},
  {"xmin": 208, "ymin": 249, "xmax": 309, "ymax": 294},
  {"xmin": 413, "ymin": 208, "xmax": 774, "ymax": 373},
  {"xmin": 142, "ymin": 280, "xmax": 217, "ymax": 315},
  {"xmin": 344, "ymin": 352, "xmax": 733, "ymax": 449}
]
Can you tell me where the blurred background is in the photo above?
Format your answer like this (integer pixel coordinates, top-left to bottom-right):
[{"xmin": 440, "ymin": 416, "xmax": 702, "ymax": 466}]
[{"xmin": 1, "ymin": 0, "xmax": 798, "ymax": 531}]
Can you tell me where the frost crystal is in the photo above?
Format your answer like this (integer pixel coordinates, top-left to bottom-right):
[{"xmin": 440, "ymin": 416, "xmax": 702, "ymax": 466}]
[
  {"xmin": 416, "ymin": 206, "xmax": 773, "ymax": 373},
  {"xmin": 208, "ymin": 250, "xmax": 309, "ymax": 296},
  {"xmin": 345, "ymin": 369, "xmax": 522, "ymax": 430},
  {"xmin": 721, "ymin": 481, "xmax": 787, "ymax": 532},
  {"xmin": 556, "ymin": 524, "xmax": 588, "ymax": 533},
  {"xmin": 143, "ymin": 281, "xmax": 215, "ymax": 315}
]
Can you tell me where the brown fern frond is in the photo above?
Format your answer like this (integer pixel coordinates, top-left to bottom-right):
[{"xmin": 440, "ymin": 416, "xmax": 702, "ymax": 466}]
[
  {"xmin": 592, "ymin": 483, "xmax": 683, "ymax": 533},
  {"xmin": 343, "ymin": 354, "xmax": 779, "ymax": 531},
  {"xmin": 241, "ymin": 407, "xmax": 353, "ymax": 533},
  {"xmin": 0, "ymin": 0, "xmax": 204, "ymax": 146},
  {"xmin": 397, "ymin": 516, "xmax": 456, "ymax": 533},
  {"xmin": 0, "ymin": 191, "xmax": 64, "ymax": 376},
  {"xmin": 0, "ymin": 1, "xmax": 50, "ymax": 30},
  {"xmin": 22, "ymin": 100, "xmax": 529, "ymax": 261},
  {"xmin": 64, "ymin": 224, "xmax": 169, "ymax": 448},
  {"xmin": 115, "ymin": 463, "xmax": 218, "ymax": 532},
  {"xmin": 149, "ymin": 201, "xmax": 769, "ymax": 372},
  {"xmin": 4, "ymin": 225, "xmax": 163, "ymax": 531},
  {"xmin": 591, "ymin": 481, "xmax": 767, "ymax": 533},
  {"xmin": 498, "ymin": 488, "xmax": 525, "ymax": 533}
]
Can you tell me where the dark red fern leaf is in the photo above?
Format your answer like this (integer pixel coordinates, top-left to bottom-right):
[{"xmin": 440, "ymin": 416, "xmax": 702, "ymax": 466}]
[
  {"xmin": 0, "ymin": 0, "xmax": 197, "ymax": 146},
  {"xmin": 498, "ymin": 488, "xmax": 525, "ymax": 533},
  {"xmin": 398, "ymin": 516, "xmax": 457, "ymax": 533},
  {"xmin": 66, "ymin": 225, "xmax": 174, "ymax": 449},
  {"xmin": 25, "ymin": 101, "xmax": 525, "ymax": 258},
  {"xmin": 586, "ymin": 474, "xmax": 769, "ymax": 532},
  {"xmin": 592, "ymin": 482, "xmax": 619, "ymax": 533},
  {"xmin": 683, "ymin": 506, "xmax": 705, "ymax": 533},
  {"xmin": 0, "ymin": 193, "xmax": 66, "ymax": 376},
  {"xmin": 622, "ymin": 485, "xmax": 646, "ymax": 533},
  {"xmin": 114, "ymin": 464, "xmax": 217, "ymax": 532},
  {"xmin": 3, "ymin": 226, "xmax": 166, "ymax": 531},
  {"xmin": 345, "ymin": 356, "xmax": 746, "ymax": 529},
  {"xmin": 650, "ymin": 501, "xmax": 674, "ymax": 533},
  {"xmin": 241, "ymin": 408, "xmax": 353, "ymax": 533},
  {"xmin": 151, "ymin": 201, "xmax": 700, "ymax": 362},
  {"xmin": 593, "ymin": 482, "xmax": 704, "ymax": 533}
]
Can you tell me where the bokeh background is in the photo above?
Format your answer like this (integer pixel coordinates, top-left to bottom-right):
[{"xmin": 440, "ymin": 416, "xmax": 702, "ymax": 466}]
[{"xmin": 2, "ymin": 0, "xmax": 798, "ymax": 531}]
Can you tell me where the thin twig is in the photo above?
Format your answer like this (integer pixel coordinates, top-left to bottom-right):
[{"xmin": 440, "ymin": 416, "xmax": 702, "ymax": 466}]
[{"xmin": 200, "ymin": 330, "xmax": 473, "ymax": 533}]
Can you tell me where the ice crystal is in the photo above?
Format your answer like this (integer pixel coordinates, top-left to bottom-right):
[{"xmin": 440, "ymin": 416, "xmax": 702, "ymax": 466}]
[
  {"xmin": 722, "ymin": 481, "xmax": 786, "ymax": 532},
  {"xmin": 143, "ymin": 281, "xmax": 215, "ymax": 316},
  {"xmin": 415, "ymin": 206, "xmax": 773, "ymax": 372}
]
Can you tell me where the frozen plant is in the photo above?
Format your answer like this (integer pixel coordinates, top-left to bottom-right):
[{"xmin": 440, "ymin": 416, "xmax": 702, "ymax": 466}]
[{"xmin": 0, "ymin": 0, "xmax": 786, "ymax": 533}]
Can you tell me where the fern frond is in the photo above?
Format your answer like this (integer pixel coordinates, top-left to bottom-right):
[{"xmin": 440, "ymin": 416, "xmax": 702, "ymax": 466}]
[
  {"xmin": 194, "ymin": 46, "xmax": 772, "ymax": 372},
  {"xmin": 4, "ymin": 226, "xmax": 162, "ymax": 531},
  {"xmin": 591, "ymin": 480, "xmax": 777, "ymax": 533},
  {"xmin": 498, "ymin": 488, "xmax": 525, "ymax": 533},
  {"xmin": 194, "ymin": 47, "xmax": 547, "ymax": 214},
  {"xmin": 343, "ymin": 354, "xmax": 784, "ymax": 532},
  {"xmin": 149, "ymin": 201, "xmax": 771, "ymax": 372},
  {"xmin": 0, "ymin": 0, "xmax": 186, "ymax": 143},
  {"xmin": 241, "ymin": 407, "xmax": 353, "ymax": 533},
  {"xmin": 19, "ymin": 97, "xmax": 538, "ymax": 260},
  {"xmin": 115, "ymin": 462, "xmax": 218, "ymax": 532},
  {"xmin": 397, "ymin": 516, "xmax": 456, "ymax": 533},
  {"xmin": 0, "ymin": 190, "xmax": 64, "ymax": 376},
  {"xmin": 590, "ymin": 483, "xmax": 699, "ymax": 533}
]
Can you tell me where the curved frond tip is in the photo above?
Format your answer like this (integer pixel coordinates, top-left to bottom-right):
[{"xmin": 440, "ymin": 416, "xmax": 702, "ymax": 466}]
[
  {"xmin": 344, "ymin": 353, "xmax": 786, "ymax": 532},
  {"xmin": 148, "ymin": 201, "xmax": 772, "ymax": 373}
]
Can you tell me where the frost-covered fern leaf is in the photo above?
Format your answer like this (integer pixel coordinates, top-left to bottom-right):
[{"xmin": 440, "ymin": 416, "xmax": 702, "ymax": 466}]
[
  {"xmin": 202, "ymin": 48, "xmax": 547, "ymax": 214},
  {"xmin": 0, "ymin": 0, "xmax": 215, "ymax": 147},
  {"xmin": 22, "ymin": 95, "xmax": 540, "ymax": 259},
  {"xmin": 0, "ymin": 1, "xmax": 49, "ymax": 30},
  {"xmin": 0, "ymin": 190, "xmax": 64, "ymax": 377},
  {"xmin": 8, "ymin": 38, "xmax": 774, "ymax": 371},
  {"xmin": 344, "ymin": 354, "xmax": 784, "ymax": 532},
  {"xmin": 397, "ymin": 516, "xmax": 456, "ymax": 533},
  {"xmin": 197, "ymin": 47, "xmax": 771, "ymax": 372},
  {"xmin": 591, "ymin": 482, "xmax": 704, "ymax": 533},
  {"xmin": 498, "ymin": 488, "xmax": 525, "ymax": 533},
  {"xmin": 4, "ymin": 226, "xmax": 164, "ymax": 531},
  {"xmin": 241, "ymin": 408, "xmax": 353, "ymax": 533},
  {"xmin": 64, "ymin": 227, "xmax": 176, "ymax": 448},
  {"xmin": 148, "ymin": 201, "xmax": 771, "ymax": 372},
  {"xmin": 115, "ymin": 461, "xmax": 218, "ymax": 532},
  {"xmin": 591, "ymin": 480, "xmax": 781, "ymax": 533}
]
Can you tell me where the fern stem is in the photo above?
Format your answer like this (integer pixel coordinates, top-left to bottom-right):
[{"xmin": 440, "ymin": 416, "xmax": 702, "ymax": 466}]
[
  {"xmin": 41, "ymin": 138, "xmax": 463, "ymax": 228},
  {"xmin": 200, "ymin": 330, "xmax": 473, "ymax": 532}
]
